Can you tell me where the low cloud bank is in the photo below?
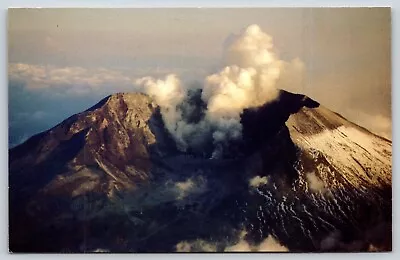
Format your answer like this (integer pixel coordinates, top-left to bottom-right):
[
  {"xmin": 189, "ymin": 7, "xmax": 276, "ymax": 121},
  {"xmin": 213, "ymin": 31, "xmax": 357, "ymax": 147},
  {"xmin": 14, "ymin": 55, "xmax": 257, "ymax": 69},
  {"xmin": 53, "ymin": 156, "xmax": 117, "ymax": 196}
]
[
  {"xmin": 9, "ymin": 63, "xmax": 135, "ymax": 92},
  {"xmin": 175, "ymin": 229, "xmax": 289, "ymax": 252}
]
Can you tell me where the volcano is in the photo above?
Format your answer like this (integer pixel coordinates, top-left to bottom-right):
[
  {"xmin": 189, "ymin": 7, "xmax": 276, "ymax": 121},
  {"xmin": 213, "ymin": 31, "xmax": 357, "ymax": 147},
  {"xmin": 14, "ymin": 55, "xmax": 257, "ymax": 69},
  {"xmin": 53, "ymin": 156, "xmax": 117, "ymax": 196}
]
[{"xmin": 8, "ymin": 90, "xmax": 392, "ymax": 253}]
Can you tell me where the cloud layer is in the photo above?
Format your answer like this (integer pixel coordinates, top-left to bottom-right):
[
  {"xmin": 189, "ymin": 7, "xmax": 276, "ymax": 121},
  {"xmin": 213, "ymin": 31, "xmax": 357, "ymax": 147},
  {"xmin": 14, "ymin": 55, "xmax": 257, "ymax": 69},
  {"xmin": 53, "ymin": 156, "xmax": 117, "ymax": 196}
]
[
  {"xmin": 9, "ymin": 63, "xmax": 136, "ymax": 92},
  {"xmin": 175, "ymin": 230, "xmax": 289, "ymax": 252}
]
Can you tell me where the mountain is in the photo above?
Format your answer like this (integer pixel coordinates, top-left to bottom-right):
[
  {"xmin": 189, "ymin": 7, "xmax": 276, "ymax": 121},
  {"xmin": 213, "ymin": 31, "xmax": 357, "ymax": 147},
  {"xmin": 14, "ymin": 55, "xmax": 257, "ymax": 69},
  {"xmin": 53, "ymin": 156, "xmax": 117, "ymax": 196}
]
[{"xmin": 9, "ymin": 90, "xmax": 392, "ymax": 253}]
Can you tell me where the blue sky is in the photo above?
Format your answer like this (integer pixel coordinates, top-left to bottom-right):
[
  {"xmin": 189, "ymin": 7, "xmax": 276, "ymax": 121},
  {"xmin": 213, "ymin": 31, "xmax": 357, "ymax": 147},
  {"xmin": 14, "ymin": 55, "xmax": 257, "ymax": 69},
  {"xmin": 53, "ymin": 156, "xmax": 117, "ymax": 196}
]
[{"xmin": 8, "ymin": 8, "xmax": 392, "ymax": 147}]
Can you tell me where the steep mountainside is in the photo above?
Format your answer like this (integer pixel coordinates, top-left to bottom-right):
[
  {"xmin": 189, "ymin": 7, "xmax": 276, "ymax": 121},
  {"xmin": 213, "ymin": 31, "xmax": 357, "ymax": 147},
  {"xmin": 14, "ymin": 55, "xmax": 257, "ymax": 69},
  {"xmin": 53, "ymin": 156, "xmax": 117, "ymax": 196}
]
[{"xmin": 9, "ymin": 91, "xmax": 392, "ymax": 253}]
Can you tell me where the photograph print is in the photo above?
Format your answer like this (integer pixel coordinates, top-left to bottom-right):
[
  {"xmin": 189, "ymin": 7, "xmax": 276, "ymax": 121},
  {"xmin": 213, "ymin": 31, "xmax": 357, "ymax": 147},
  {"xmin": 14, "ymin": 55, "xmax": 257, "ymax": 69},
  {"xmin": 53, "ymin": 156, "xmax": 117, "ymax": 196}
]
[{"xmin": 8, "ymin": 8, "xmax": 392, "ymax": 253}]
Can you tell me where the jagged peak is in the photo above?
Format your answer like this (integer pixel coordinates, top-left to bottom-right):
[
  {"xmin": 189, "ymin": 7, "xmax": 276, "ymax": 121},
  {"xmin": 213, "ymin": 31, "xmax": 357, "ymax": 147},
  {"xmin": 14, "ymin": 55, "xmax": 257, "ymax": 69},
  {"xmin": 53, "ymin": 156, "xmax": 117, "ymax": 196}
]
[{"xmin": 85, "ymin": 92, "xmax": 155, "ymax": 113}]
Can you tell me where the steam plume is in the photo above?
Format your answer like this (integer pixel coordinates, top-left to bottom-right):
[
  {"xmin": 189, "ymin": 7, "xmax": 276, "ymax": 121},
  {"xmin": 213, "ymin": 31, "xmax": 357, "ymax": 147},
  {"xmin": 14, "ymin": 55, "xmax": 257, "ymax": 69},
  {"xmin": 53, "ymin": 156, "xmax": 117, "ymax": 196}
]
[
  {"xmin": 135, "ymin": 24, "xmax": 305, "ymax": 157},
  {"xmin": 135, "ymin": 74, "xmax": 196, "ymax": 150}
]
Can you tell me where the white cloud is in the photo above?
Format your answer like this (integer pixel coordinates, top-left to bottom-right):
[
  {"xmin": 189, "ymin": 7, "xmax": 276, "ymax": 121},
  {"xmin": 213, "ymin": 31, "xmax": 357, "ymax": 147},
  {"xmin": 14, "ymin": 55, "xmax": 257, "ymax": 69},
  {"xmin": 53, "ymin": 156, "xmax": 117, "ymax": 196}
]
[
  {"xmin": 225, "ymin": 230, "xmax": 289, "ymax": 252},
  {"xmin": 305, "ymin": 171, "xmax": 326, "ymax": 193},
  {"xmin": 248, "ymin": 175, "xmax": 269, "ymax": 188},
  {"xmin": 8, "ymin": 63, "xmax": 136, "ymax": 91},
  {"xmin": 224, "ymin": 230, "xmax": 252, "ymax": 252},
  {"xmin": 257, "ymin": 235, "xmax": 289, "ymax": 252},
  {"xmin": 175, "ymin": 230, "xmax": 289, "ymax": 252},
  {"xmin": 176, "ymin": 240, "xmax": 217, "ymax": 252},
  {"xmin": 173, "ymin": 176, "xmax": 207, "ymax": 200}
]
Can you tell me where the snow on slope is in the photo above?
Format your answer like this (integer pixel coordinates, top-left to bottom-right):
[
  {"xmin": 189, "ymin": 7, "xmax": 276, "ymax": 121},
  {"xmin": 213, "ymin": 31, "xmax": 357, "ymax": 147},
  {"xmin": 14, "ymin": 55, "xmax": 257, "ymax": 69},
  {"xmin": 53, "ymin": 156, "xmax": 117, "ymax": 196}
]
[{"xmin": 288, "ymin": 106, "xmax": 391, "ymax": 191}]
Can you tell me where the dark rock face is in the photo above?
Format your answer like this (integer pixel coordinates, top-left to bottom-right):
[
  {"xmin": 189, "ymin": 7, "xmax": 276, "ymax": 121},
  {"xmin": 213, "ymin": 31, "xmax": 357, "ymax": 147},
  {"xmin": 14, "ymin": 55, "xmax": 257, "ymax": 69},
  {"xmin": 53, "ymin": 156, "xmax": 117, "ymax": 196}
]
[
  {"xmin": 241, "ymin": 90, "xmax": 320, "ymax": 148},
  {"xmin": 9, "ymin": 91, "xmax": 392, "ymax": 253}
]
